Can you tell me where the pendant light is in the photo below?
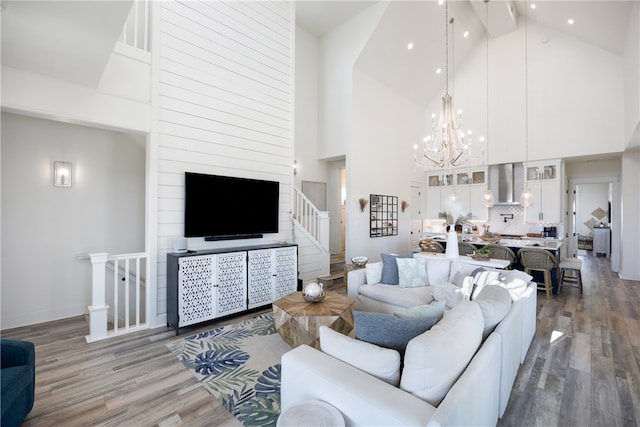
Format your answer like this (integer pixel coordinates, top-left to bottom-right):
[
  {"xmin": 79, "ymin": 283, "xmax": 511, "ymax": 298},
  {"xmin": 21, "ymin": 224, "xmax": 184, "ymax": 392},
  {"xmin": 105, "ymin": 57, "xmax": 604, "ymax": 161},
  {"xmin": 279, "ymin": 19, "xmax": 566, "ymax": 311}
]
[
  {"xmin": 519, "ymin": 0, "xmax": 534, "ymax": 207},
  {"xmin": 482, "ymin": 0, "xmax": 495, "ymax": 208}
]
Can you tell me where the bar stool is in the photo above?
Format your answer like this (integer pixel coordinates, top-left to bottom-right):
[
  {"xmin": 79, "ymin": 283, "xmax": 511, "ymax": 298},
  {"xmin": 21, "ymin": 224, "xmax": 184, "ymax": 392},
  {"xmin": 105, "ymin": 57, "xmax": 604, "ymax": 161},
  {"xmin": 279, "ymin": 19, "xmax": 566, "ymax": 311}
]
[
  {"xmin": 458, "ymin": 241, "xmax": 477, "ymax": 256},
  {"xmin": 559, "ymin": 258, "xmax": 583, "ymax": 295},
  {"xmin": 518, "ymin": 248, "xmax": 558, "ymax": 299},
  {"xmin": 483, "ymin": 244, "xmax": 517, "ymax": 269}
]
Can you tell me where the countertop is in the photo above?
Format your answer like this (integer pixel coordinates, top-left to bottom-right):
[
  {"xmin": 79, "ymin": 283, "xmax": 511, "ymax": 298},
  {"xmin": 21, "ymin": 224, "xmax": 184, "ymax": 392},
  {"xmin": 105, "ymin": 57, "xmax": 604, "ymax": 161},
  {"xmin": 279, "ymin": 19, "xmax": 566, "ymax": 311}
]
[{"xmin": 423, "ymin": 233, "xmax": 564, "ymax": 250}]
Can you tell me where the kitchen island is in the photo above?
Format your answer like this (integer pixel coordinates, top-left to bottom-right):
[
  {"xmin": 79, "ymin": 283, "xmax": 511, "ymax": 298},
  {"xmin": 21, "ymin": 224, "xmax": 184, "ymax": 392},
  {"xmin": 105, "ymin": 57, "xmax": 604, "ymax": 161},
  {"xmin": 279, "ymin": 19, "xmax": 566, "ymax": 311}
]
[{"xmin": 424, "ymin": 233, "xmax": 565, "ymax": 293}]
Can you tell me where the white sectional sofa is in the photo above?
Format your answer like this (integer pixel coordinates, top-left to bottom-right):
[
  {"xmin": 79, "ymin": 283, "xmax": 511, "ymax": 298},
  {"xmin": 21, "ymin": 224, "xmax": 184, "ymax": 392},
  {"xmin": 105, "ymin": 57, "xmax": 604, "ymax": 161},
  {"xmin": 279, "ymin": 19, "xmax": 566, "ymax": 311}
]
[{"xmin": 280, "ymin": 253, "xmax": 537, "ymax": 426}]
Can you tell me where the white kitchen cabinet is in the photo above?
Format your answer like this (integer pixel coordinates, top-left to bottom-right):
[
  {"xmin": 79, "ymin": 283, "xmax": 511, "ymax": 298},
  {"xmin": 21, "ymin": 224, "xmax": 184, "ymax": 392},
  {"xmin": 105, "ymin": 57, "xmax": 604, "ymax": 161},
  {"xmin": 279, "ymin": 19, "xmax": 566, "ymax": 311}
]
[
  {"xmin": 524, "ymin": 161, "xmax": 562, "ymax": 223},
  {"xmin": 425, "ymin": 168, "xmax": 488, "ymax": 221}
]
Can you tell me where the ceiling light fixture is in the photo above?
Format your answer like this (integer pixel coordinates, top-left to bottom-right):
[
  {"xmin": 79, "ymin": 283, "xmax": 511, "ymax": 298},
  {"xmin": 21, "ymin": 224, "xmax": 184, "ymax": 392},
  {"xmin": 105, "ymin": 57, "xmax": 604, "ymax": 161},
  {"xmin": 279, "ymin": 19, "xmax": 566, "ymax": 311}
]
[
  {"xmin": 414, "ymin": 0, "xmax": 471, "ymax": 169},
  {"xmin": 530, "ymin": 3, "xmax": 536, "ymax": 9},
  {"xmin": 520, "ymin": 0, "xmax": 534, "ymax": 207},
  {"xmin": 407, "ymin": 42, "xmax": 414, "ymax": 50},
  {"xmin": 463, "ymin": 31, "xmax": 469, "ymax": 38},
  {"xmin": 567, "ymin": 18, "xmax": 575, "ymax": 25}
]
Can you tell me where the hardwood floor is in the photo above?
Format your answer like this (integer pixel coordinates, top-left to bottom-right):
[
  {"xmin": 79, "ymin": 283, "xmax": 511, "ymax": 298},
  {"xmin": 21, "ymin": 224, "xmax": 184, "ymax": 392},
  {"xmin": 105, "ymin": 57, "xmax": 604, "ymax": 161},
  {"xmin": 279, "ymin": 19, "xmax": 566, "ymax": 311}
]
[
  {"xmin": 2, "ymin": 254, "xmax": 638, "ymax": 426},
  {"xmin": 499, "ymin": 253, "xmax": 640, "ymax": 427}
]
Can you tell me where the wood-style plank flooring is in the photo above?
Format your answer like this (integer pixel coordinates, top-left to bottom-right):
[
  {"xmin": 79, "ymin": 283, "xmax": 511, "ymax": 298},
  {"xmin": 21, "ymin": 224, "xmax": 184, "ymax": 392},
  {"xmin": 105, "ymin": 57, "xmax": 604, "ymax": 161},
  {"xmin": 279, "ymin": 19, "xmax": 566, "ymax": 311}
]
[{"xmin": 2, "ymin": 253, "xmax": 639, "ymax": 426}]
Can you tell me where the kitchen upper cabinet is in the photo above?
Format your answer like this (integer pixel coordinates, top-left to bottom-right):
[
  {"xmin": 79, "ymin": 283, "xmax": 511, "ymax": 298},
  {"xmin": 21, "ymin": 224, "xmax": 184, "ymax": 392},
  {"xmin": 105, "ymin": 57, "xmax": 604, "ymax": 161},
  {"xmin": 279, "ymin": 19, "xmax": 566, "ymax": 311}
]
[
  {"xmin": 524, "ymin": 160, "xmax": 562, "ymax": 223},
  {"xmin": 425, "ymin": 168, "xmax": 488, "ymax": 221}
]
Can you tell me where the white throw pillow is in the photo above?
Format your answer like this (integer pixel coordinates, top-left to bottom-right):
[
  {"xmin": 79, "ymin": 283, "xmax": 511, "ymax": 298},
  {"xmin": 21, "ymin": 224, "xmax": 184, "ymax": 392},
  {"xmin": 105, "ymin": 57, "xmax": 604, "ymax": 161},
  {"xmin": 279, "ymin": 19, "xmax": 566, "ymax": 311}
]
[
  {"xmin": 426, "ymin": 259, "xmax": 452, "ymax": 285},
  {"xmin": 319, "ymin": 326, "xmax": 401, "ymax": 386},
  {"xmin": 501, "ymin": 269, "xmax": 533, "ymax": 283},
  {"xmin": 400, "ymin": 301, "xmax": 484, "ymax": 406},
  {"xmin": 461, "ymin": 276, "xmax": 474, "ymax": 301},
  {"xmin": 397, "ymin": 258, "xmax": 427, "ymax": 288},
  {"xmin": 394, "ymin": 300, "xmax": 446, "ymax": 321},
  {"xmin": 365, "ymin": 261, "xmax": 383, "ymax": 285},
  {"xmin": 497, "ymin": 276, "xmax": 529, "ymax": 300}
]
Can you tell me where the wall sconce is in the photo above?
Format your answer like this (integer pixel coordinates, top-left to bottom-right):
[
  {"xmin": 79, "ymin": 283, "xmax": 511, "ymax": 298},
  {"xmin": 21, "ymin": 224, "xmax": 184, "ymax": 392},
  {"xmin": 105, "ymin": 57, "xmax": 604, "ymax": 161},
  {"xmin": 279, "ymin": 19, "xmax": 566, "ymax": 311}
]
[
  {"xmin": 358, "ymin": 198, "xmax": 368, "ymax": 212},
  {"xmin": 401, "ymin": 200, "xmax": 409, "ymax": 212},
  {"xmin": 293, "ymin": 160, "xmax": 298, "ymax": 175},
  {"xmin": 53, "ymin": 161, "xmax": 72, "ymax": 187}
]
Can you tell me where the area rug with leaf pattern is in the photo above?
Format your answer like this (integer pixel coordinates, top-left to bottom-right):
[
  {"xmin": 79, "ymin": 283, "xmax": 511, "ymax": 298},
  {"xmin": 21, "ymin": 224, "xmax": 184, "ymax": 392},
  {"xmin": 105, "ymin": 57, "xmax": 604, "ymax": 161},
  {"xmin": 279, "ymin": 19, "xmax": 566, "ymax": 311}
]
[{"xmin": 167, "ymin": 313, "xmax": 292, "ymax": 427}]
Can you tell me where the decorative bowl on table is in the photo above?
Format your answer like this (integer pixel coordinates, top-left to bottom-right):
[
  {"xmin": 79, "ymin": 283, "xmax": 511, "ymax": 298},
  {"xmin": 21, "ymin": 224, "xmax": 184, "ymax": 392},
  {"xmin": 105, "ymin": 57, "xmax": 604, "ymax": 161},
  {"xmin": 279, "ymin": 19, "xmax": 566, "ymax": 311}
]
[
  {"xmin": 302, "ymin": 282, "xmax": 325, "ymax": 303},
  {"xmin": 480, "ymin": 232, "xmax": 501, "ymax": 243},
  {"xmin": 351, "ymin": 256, "xmax": 368, "ymax": 267}
]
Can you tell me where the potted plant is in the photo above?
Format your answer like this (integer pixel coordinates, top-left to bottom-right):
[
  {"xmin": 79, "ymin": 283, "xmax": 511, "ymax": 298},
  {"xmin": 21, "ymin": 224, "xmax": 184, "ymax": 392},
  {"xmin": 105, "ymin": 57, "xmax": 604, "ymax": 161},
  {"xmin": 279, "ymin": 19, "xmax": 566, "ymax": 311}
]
[{"xmin": 473, "ymin": 248, "xmax": 491, "ymax": 260}]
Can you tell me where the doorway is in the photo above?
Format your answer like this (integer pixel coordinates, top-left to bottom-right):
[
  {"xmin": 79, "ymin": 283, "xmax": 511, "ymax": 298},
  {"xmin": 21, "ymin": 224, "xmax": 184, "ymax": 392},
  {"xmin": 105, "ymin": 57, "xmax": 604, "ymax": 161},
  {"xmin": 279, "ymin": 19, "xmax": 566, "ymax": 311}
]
[{"xmin": 569, "ymin": 178, "xmax": 618, "ymax": 270}]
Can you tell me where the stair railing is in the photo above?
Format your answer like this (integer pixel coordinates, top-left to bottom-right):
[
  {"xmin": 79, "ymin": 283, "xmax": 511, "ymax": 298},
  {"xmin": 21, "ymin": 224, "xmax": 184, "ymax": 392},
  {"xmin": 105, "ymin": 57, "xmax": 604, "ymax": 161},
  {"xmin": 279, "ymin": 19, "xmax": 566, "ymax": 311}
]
[
  {"xmin": 119, "ymin": 0, "xmax": 150, "ymax": 52},
  {"xmin": 86, "ymin": 252, "xmax": 148, "ymax": 342},
  {"xmin": 293, "ymin": 187, "xmax": 329, "ymax": 251}
]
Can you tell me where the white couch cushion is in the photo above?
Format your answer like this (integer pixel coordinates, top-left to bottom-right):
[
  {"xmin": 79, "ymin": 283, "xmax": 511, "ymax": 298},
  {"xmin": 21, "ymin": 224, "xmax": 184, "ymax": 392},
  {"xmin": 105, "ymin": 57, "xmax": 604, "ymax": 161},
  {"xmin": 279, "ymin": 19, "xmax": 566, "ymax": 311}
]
[
  {"xmin": 474, "ymin": 284, "xmax": 513, "ymax": 339},
  {"xmin": 319, "ymin": 326, "xmax": 401, "ymax": 386},
  {"xmin": 365, "ymin": 261, "xmax": 383, "ymax": 285},
  {"xmin": 397, "ymin": 257, "xmax": 428, "ymax": 288},
  {"xmin": 400, "ymin": 301, "xmax": 484, "ymax": 406},
  {"xmin": 425, "ymin": 259, "xmax": 451, "ymax": 285},
  {"xmin": 431, "ymin": 283, "xmax": 464, "ymax": 308},
  {"xmin": 394, "ymin": 300, "xmax": 446, "ymax": 321},
  {"xmin": 358, "ymin": 283, "xmax": 434, "ymax": 308}
]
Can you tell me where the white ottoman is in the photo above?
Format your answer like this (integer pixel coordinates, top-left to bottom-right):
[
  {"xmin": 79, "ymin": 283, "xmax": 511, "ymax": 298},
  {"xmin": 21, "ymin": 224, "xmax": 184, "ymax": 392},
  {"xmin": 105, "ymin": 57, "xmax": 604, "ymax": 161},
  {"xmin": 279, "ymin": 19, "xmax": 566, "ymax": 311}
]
[{"xmin": 277, "ymin": 400, "xmax": 345, "ymax": 427}]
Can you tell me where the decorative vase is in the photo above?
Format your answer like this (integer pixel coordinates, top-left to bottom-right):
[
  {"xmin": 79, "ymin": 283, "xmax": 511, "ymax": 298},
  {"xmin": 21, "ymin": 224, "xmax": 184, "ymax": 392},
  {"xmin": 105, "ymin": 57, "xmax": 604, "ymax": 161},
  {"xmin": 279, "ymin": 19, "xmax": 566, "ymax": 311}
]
[{"xmin": 445, "ymin": 229, "xmax": 459, "ymax": 259}]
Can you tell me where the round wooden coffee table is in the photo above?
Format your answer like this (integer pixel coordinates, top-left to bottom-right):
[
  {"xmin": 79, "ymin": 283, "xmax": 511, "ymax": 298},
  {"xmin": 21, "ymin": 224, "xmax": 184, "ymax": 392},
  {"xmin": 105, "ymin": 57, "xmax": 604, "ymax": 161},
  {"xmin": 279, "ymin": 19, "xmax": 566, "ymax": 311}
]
[{"xmin": 272, "ymin": 291, "xmax": 355, "ymax": 349}]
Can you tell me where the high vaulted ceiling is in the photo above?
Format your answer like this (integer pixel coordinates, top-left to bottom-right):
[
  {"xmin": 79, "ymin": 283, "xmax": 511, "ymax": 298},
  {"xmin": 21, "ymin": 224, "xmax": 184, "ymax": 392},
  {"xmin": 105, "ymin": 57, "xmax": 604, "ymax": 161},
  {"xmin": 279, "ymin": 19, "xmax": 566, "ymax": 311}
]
[{"xmin": 296, "ymin": 1, "xmax": 636, "ymax": 107}]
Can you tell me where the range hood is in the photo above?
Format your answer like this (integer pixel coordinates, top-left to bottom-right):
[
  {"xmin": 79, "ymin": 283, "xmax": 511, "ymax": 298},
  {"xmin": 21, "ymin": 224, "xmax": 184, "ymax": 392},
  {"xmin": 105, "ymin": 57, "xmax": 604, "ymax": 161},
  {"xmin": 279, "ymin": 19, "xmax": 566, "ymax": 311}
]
[{"xmin": 495, "ymin": 163, "xmax": 520, "ymax": 205}]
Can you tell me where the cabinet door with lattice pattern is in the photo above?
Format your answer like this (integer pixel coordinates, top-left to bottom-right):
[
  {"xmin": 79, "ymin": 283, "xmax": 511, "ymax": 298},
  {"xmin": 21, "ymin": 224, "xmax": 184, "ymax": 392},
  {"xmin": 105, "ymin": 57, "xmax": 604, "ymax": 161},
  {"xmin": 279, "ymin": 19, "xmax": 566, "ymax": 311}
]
[
  {"xmin": 177, "ymin": 255, "xmax": 214, "ymax": 327},
  {"xmin": 274, "ymin": 246, "xmax": 297, "ymax": 299},
  {"xmin": 214, "ymin": 251, "xmax": 248, "ymax": 317},
  {"xmin": 247, "ymin": 249, "xmax": 275, "ymax": 309}
]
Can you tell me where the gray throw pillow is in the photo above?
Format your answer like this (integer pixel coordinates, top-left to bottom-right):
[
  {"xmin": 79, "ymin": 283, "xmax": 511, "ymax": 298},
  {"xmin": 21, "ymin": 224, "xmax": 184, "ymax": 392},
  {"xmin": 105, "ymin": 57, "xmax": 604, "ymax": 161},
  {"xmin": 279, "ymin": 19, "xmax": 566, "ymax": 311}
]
[
  {"xmin": 354, "ymin": 310, "xmax": 437, "ymax": 356},
  {"xmin": 380, "ymin": 253, "xmax": 413, "ymax": 285}
]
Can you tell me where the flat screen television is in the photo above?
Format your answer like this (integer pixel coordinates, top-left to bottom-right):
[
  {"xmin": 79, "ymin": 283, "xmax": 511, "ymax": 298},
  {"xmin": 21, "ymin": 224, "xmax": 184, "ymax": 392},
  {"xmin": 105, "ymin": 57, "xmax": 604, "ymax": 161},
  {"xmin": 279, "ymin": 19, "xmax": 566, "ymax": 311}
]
[{"xmin": 184, "ymin": 172, "xmax": 280, "ymax": 240}]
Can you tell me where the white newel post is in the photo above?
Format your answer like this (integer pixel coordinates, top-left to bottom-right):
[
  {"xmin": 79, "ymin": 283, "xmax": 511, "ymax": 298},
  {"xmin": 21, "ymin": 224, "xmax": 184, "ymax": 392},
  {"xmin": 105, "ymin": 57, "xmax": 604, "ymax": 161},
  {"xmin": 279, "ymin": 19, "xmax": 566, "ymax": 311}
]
[
  {"xmin": 86, "ymin": 253, "xmax": 110, "ymax": 343},
  {"xmin": 318, "ymin": 211, "xmax": 330, "ymax": 252}
]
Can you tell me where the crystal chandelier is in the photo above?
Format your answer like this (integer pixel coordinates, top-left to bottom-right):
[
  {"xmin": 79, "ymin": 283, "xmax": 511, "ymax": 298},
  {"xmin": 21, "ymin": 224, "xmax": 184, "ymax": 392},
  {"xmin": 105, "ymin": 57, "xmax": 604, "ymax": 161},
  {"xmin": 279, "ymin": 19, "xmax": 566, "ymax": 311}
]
[{"xmin": 414, "ymin": 0, "xmax": 470, "ymax": 169}]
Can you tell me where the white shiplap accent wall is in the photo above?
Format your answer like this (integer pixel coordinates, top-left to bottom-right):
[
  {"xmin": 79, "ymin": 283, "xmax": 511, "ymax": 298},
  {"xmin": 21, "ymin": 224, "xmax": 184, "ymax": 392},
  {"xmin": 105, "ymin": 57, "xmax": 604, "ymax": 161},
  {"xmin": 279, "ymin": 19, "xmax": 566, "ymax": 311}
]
[{"xmin": 155, "ymin": 0, "xmax": 294, "ymax": 320}]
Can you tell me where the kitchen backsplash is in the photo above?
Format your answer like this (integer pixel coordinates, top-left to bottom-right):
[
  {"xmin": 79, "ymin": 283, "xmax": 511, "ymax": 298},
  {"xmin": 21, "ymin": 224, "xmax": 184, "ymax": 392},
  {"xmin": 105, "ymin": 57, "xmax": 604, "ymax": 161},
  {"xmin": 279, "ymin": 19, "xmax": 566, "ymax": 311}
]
[{"xmin": 487, "ymin": 204, "xmax": 564, "ymax": 238}]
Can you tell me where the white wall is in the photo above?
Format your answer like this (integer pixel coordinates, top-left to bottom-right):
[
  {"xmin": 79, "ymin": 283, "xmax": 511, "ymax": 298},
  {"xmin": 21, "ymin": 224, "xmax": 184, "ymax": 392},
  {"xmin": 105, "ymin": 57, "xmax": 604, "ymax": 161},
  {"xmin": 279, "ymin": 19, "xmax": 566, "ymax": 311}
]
[
  {"xmin": 1, "ymin": 66, "xmax": 151, "ymax": 134},
  {"xmin": 1, "ymin": 112, "xmax": 145, "ymax": 329},
  {"xmin": 438, "ymin": 19, "xmax": 626, "ymax": 165},
  {"xmin": 348, "ymin": 70, "xmax": 425, "ymax": 262},
  {"xmin": 620, "ymin": 150, "xmax": 640, "ymax": 281},
  {"xmin": 294, "ymin": 26, "xmax": 328, "ymax": 189},
  {"xmin": 153, "ymin": 1, "xmax": 295, "ymax": 325},
  {"xmin": 317, "ymin": 2, "xmax": 388, "ymax": 160},
  {"xmin": 623, "ymin": 1, "xmax": 639, "ymax": 147},
  {"xmin": 576, "ymin": 183, "xmax": 610, "ymax": 235}
]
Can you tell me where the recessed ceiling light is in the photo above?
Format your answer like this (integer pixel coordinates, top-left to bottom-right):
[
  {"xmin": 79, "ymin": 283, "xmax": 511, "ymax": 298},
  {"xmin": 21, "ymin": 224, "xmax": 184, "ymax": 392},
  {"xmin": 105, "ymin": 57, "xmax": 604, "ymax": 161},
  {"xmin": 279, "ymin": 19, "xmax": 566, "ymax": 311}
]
[
  {"xmin": 436, "ymin": 68, "xmax": 442, "ymax": 75},
  {"xmin": 530, "ymin": 4, "xmax": 536, "ymax": 9},
  {"xmin": 438, "ymin": 0, "xmax": 444, "ymax": 5},
  {"xmin": 407, "ymin": 42, "xmax": 414, "ymax": 50},
  {"xmin": 463, "ymin": 31, "xmax": 469, "ymax": 38},
  {"xmin": 567, "ymin": 18, "xmax": 575, "ymax": 25}
]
